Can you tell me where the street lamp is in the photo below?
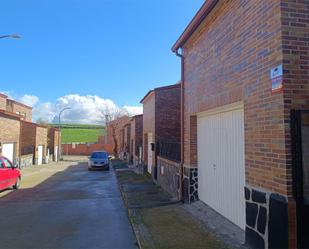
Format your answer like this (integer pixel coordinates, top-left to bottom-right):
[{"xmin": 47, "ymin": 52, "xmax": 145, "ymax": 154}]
[
  {"xmin": 58, "ymin": 107, "xmax": 71, "ymax": 162},
  {"xmin": 0, "ymin": 34, "xmax": 21, "ymax": 39}
]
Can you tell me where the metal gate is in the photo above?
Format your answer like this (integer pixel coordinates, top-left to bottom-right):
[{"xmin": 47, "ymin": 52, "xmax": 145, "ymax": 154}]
[{"xmin": 291, "ymin": 110, "xmax": 309, "ymax": 249}]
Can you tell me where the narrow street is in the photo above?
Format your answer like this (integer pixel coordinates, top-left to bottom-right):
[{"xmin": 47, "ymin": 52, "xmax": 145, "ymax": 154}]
[{"xmin": 0, "ymin": 158, "xmax": 137, "ymax": 249}]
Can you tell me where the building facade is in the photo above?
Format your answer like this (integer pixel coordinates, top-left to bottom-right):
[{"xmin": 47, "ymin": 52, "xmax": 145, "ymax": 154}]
[
  {"xmin": 172, "ymin": 0, "xmax": 309, "ymax": 248},
  {"xmin": 0, "ymin": 110, "xmax": 21, "ymax": 165},
  {"xmin": 48, "ymin": 127, "xmax": 60, "ymax": 162},
  {"xmin": 130, "ymin": 114, "xmax": 143, "ymax": 166},
  {"xmin": 141, "ymin": 84, "xmax": 181, "ymax": 189}
]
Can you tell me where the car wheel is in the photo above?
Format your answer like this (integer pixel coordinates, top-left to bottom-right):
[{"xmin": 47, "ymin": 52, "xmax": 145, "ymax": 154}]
[
  {"xmin": 13, "ymin": 177, "xmax": 21, "ymax": 190},
  {"xmin": 88, "ymin": 167, "xmax": 92, "ymax": 171}
]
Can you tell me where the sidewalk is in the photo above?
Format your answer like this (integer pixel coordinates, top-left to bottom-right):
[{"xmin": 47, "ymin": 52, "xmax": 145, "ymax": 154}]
[{"xmin": 112, "ymin": 160, "xmax": 229, "ymax": 249}]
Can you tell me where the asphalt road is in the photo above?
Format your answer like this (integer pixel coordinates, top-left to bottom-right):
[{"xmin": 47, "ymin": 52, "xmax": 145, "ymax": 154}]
[{"xmin": 0, "ymin": 159, "xmax": 137, "ymax": 249}]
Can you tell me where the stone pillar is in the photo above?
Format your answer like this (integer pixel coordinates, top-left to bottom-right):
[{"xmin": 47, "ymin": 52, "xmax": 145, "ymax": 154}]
[{"xmin": 182, "ymin": 164, "xmax": 198, "ymax": 203}]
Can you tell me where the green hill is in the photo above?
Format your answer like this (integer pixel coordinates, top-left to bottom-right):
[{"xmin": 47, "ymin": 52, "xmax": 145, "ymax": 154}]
[{"xmin": 50, "ymin": 124, "xmax": 105, "ymax": 144}]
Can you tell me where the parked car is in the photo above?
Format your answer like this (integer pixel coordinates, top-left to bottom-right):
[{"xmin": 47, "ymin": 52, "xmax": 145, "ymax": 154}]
[
  {"xmin": 88, "ymin": 151, "xmax": 110, "ymax": 171},
  {"xmin": 0, "ymin": 156, "xmax": 21, "ymax": 191}
]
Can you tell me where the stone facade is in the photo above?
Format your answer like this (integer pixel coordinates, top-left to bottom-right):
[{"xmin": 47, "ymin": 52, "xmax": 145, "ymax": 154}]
[
  {"xmin": 172, "ymin": 0, "xmax": 309, "ymax": 247},
  {"xmin": 182, "ymin": 165, "xmax": 198, "ymax": 203},
  {"xmin": 20, "ymin": 154, "xmax": 34, "ymax": 168},
  {"xmin": 245, "ymin": 186, "xmax": 288, "ymax": 249},
  {"xmin": 157, "ymin": 157, "xmax": 181, "ymax": 199}
]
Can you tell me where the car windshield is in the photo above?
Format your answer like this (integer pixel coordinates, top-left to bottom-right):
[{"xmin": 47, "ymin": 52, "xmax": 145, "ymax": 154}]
[{"xmin": 91, "ymin": 152, "xmax": 108, "ymax": 159}]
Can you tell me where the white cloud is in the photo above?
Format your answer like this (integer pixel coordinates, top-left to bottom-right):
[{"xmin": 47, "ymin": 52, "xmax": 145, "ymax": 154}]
[
  {"xmin": 19, "ymin": 94, "xmax": 39, "ymax": 107},
  {"xmin": 123, "ymin": 105, "xmax": 143, "ymax": 115},
  {"xmin": 32, "ymin": 94, "xmax": 142, "ymax": 124}
]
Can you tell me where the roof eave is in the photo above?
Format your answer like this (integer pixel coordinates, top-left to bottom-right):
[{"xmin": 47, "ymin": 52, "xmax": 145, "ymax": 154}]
[{"xmin": 172, "ymin": 0, "xmax": 219, "ymax": 52}]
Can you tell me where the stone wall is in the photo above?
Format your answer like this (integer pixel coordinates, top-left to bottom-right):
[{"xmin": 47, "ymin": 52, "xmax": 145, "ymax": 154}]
[
  {"xmin": 245, "ymin": 186, "xmax": 288, "ymax": 249},
  {"xmin": 157, "ymin": 156, "xmax": 181, "ymax": 199},
  {"xmin": 20, "ymin": 154, "xmax": 33, "ymax": 168},
  {"xmin": 182, "ymin": 165, "xmax": 198, "ymax": 203}
]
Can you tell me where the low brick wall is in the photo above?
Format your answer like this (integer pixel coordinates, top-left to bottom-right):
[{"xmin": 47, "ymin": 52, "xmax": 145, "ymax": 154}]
[
  {"xmin": 62, "ymin": 143, "xmax": 113, "ymax": 156},
  {"xmin": 157, "ymin": 156, "xmax": 181, "ymax": 199},
  {"xmin": 20, "ymin": 154, "xmax": 33, "ymax": 168}
]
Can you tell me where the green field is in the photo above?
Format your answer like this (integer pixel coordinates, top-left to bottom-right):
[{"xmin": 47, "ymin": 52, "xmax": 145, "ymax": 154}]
[{"xmin": 50, "ymin": 124, "xmax": 105, "ymax": 144}]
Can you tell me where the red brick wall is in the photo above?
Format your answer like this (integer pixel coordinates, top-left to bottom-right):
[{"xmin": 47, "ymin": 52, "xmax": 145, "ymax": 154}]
[
  {"xmin": 155, "ymin": 84, "xmax": 181, "ymax": 144},
  {"xmin": 106, "ymin": 116, "xmax": 131, "ymax": 155},
  {"xmin": 6, "ymin": 99, "xmax": 32, "ymax": 122},
  {"xmin": 62, "ymin": 142, "xmax": 112, "ymax": 156},
  {"xmin": 20, "ymin": 121, "xmax": 36, "ymax": 156},
  {"xmin": 182, "ymin": 0, "xmax": 286, "ymax": 195},
  {"xmin": 130, "ymin": 118, "xmax": 136, "ymax": 158},
  {"xmin": 0, "ymin": 113, "xmax": 20, "ymax": 159},
  {"xmin": 124, "ymin": 124, "xmax": 131, "ymax": 153},
  {"xmin": 131, "ymin": 115, "xmax": 143, "ymax": 157},
  {"xmin": 0, "ymin": 94, "xmax": 7, "ymax": 111},
  {"xmin": 36, "ymin": 125, "xmax": 48, "ymax": 160},
  {"xmin": 48, "ymin": 127, "xmax": 60, "ymax": 155},
  {"xmin": 280, "ymin": 1, "xmax": 309, "ymax": 246}
]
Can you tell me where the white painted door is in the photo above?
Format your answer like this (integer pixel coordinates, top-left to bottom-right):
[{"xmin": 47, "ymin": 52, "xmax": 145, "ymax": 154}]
[
  {"xmin": 54, "ymin": 146, "xmax": 58, "ymax": 162},
  {"xmin": 197, "ymin": 105, "xmax": 245, "ymax": 229},
  {"xmin": 2, "ymin": 143, "xmax": 14, "ymax": 163},
  {"xmin": 37, "ymin": 145, "xmax": 43, "ymax": 165},
  {"xmin": 147, "ymin": 133, "xmax": 153, "ymax": 173}
]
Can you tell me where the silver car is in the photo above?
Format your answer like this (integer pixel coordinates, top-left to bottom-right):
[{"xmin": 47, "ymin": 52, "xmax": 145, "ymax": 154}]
[{"xmin": 88, "ymin": 151, "xmax": 110, "ymax": 171}]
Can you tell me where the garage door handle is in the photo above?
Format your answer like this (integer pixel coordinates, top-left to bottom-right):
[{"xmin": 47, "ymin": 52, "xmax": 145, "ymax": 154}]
[{"xmin": 213, "ymin": 164, "xmax": 216, "ymax": 169}]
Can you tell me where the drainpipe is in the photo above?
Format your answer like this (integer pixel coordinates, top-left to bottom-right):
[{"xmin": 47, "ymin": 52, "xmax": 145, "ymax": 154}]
[{"xmin": 175, "ymin": 47, "xmax": 185, "ymax": 202}]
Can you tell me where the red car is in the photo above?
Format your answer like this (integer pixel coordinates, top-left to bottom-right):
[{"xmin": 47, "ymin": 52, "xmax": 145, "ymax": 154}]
[{"xmin": 0, "ymin": 156, "xmax": 21, "ymax": 191}]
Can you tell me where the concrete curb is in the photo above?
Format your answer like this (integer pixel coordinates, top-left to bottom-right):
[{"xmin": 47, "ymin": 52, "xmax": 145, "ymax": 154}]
[{"xmin": 112, "ymin": 163, "xmax": 143, "ymax": 249}]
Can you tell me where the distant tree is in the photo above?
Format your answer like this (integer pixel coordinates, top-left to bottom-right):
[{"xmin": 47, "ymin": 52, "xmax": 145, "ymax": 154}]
[
  {"xmin": 36, "ymin": 118, "xmax": 49, "ymax": 126},
  {"xmin": 100, "ymin": 107, "xmax": 129, "ymax": 158}
]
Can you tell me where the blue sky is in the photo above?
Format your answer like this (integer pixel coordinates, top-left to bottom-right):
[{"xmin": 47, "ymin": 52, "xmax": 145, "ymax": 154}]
[{"xmin": 0, "ymin": 0, "xmax": 204, "ymax": 122}]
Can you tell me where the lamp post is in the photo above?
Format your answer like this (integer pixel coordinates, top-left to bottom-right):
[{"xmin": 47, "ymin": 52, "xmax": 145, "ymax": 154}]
[
  {"xmin": 58, "ymin": 107, "xmax": 71, "ymax": 162},
  {"xmin": 0, "ymin": 34, "xmax": 21, "ymax": 39}
]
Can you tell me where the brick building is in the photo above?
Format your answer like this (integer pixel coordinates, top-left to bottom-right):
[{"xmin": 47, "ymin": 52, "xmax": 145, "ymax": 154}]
[
  {"xmin": 106, "ymin": 116, "xmax": 131, "ymax": 156},
  {"xmin": 123, "ymin": 123, "xmax": 131, "ymax": 162},
  {"xmin": 20, "ymin": 121, "xmax": 48, "ymax": 165},
  {"xmin": 35, "ymin": 125, "xmax": 48, "ymax": 165},
  {"xmin": 20, "ymin": 121, "xmax": 36, "ymax": 167},
  {"xmin": 140, "ymin": 84, "xmax": 181, "ymax": 190},
  {"xmin": 0, "ymin": 93, "xmax": 32, "ymax": 122},
  {"xmin": 0, "ymin": 110, "xmax": 21, "ymax": 165},
  {"xmin": 6, "ymin": 99, "xmax": 32, "ymax": 122},
  {"xmin": 48, "ymin": 127, "xmax": 60, "ymax": 162},
  {"xmin": 0, "ymin": 93, "xmax": 7, "ymax": 110},
  {"xmin": 172, "ymin": 0, "xmax": 309, "ymax": 248},
  {"xmin": 130, "ymin": 114, "xmax": 143, "ymax": 166}
]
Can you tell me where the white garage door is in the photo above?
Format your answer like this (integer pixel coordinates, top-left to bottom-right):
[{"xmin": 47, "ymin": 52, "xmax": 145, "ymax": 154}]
[
  {"xmin": 197, "ymin": 104, "xmax": 245, "ymax": 229},
  {"xmin": 38, "ymin": 145, "xmax": 43, "ymax": 165},
  {"xmin": 2, "ymin": 143, "xmax": 14, "ymax": 163}
]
